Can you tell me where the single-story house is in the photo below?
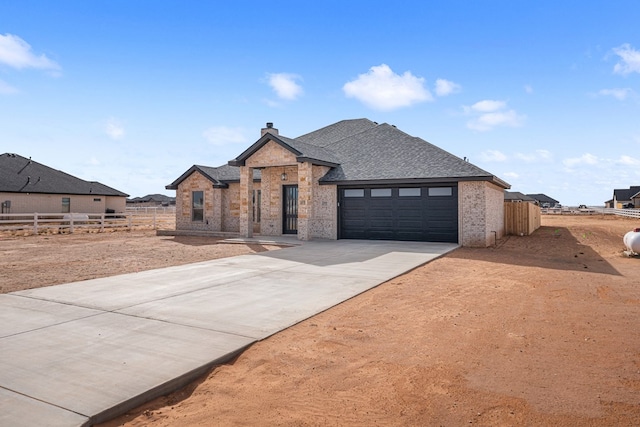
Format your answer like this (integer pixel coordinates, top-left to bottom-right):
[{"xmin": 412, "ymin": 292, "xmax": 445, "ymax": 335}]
[
  {"xmin": 0, "ymin": 153, "xmax": 128, "ymax": 214},
  {"xmin": 166, "ymin": 119, "xmax": 510, "ymax": 247},
  {"xmin": 607, "ymin": 186, "xmax": 640, "ymax": 208},
  {"xmin": 127, "ymin": 194, "xmax": 176, "ymax": 207},
  {"xmin": 527, "ymin": 193, "xmax": 560, "ymax": 208},
  {"xmin": 504, "ymin": 191, "xmax": 536, "ymax": 203}
]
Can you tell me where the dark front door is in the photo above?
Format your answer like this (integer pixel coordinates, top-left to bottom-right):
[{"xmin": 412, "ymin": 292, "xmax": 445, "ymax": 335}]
[{"xmin": 283, "ymin": 185, "xmax": 298, "ymax": 234}]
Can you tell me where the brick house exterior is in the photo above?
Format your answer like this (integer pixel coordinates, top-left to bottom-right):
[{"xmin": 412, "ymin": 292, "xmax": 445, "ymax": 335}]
[{"xmin": 166, "ymin": 119, "xmax": 510, "ymax": 247}]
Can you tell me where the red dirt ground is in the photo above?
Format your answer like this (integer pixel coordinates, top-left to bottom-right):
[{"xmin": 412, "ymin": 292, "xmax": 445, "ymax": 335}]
[{"xmin": 3, "ymin": 216, "xmax": 640, "ymax": 426}]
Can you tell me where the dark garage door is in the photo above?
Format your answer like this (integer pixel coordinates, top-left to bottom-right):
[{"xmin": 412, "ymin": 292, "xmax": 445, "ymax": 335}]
[{"xmin": 339, "ymin": 186, "xmax": 458, "ymax": 242}]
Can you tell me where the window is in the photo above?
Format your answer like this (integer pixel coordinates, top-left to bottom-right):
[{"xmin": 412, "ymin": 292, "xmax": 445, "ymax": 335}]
[
  {"xmin": 253, "ymin": 190, "xmax": 261, "ymax": 223},
  {"xmin": 93, "ymin": 198, "xmax": 101, "ymax": 202},
  {"xmin": 371, "ymin": 188, "xmax": 392, "ymax": 197},
  {"xmin": 192, "ymin": 191, "xmax": 204, "ymax": 221},
  {"xmin": 428, "ymin": 187, "xmax": 453, "ymax": 196},
  {"xmin": 399, "ymin": 188, "xmax": 421, "ymax": 197},
  {"xmin": 62, "ymin": 197, "xmax": 70, "ymax": 213},
  {"xmin": 344, "ymin": 189, "xmax": 364, "ymax": 197}
]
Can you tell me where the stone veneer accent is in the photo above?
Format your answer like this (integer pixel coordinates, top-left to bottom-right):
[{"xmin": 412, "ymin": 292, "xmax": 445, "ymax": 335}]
[
  {"xmin": 459, "ymin": 181, "xmax": 505, "ymax": 247},
  {"xmin": 237, "ymin": 139, "xmax": 339, "ymax": 240},
  {"xmin": 312, "ymin": 165, "xmax": 337, "ymax": 239},
  {"xmin": 175, "ymin": 171, "xmax": 258, "ymax": 233}
]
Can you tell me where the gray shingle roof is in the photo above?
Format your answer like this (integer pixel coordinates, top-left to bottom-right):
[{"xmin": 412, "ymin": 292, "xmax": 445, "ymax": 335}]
[
  {"xmin": 526, "ymin": 194, "xmax": 559, "ymax": 204},
  {"xmin": 504, "ymin": 191, "xmax": 535, "ymax": 202},
  {"xmin": 165, "ymin": 164, "xmax": 260, "ymax": 190},
  {"xmin": 317, "ymin": 123, "xmax": 505, "ymax": 185},
  {"xmin": 0, "ymin": 153, "xmax": 128, "ymax": 196},
  {"xmin": 613, "ymin": 186, "xmax": 640, "ymax": 201},
  {"xmin": 295, "ymin": 118, "xmax": 378, "ymax": 147},
  {"xmin": 173, "ymin": 119, "xmax": 510, "ymax": 189}
]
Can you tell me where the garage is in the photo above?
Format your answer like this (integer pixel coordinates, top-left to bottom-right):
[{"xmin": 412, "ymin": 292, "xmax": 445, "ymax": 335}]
[{"xmin": 339, "ymin": 185, "xmax": 458, "ymax": 242}]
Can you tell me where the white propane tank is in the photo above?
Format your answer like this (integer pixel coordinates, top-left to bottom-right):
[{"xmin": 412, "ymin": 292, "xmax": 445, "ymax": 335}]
[{"xmin": 623, "ymin": 228, "xmax": 640, "ymax": 254}]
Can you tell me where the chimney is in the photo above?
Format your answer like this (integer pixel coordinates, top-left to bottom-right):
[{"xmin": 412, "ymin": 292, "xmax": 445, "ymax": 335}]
[{"xmin": 261, "ymin": 122, "xmax": 279, "ymax": 136}]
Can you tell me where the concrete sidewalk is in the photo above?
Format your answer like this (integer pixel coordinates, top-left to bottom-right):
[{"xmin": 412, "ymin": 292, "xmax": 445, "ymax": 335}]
[{"xmin": 0, "ymin": 240, "xmax": 457, "ymax": 426}]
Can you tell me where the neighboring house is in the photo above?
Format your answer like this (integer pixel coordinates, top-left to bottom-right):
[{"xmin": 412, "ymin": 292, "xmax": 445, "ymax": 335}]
[
  {"xmin": 527, "ymin": 193, "xmax": 560, "ymax": 208},
  {"xmin": 609, "ymin": 186, "xmax": 640, "ymax": 209},
  {"xmin": 0, "ymin": 153, "xmax": 128, "ymax": 214},
  {"xmin": 633, "ymin": 190, "xmax": 640, "ymax": 208},
  {"xmin": 167, "ymin": 119, "xmax": 510, "ymax": 247},
  {"xmin": 127, "ymin": 194, "xmax": 176, "ymax": 207},
  {"xmin": 504, "ymin": 191, "xmax": 536, "ymax": 203}
]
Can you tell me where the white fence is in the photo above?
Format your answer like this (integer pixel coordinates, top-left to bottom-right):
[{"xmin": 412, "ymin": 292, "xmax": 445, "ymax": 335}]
[
  {"xmin": 0, "ymin": 211, "xmax": 175, "ymax": 235},
  {"xmin": 125, "ymin": 206, "xmax": 176, "ymax": 214},
  {"xmin": 604, "ymin": 208, "xmax": 640, "ymax": 219}
]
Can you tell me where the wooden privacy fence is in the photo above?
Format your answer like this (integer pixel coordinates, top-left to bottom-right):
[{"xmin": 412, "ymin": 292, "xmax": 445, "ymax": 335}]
[
  {"xmin": 0, "ymin": 211, "xmax": 175, "ymax": 235},
  {"xmin": 504, "ymin": 202, "xmax": 541, "ymax": 236}
]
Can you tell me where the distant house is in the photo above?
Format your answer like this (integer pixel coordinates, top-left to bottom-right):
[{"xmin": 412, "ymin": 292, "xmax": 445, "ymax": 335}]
[
  {"xmin": 527, "ymin": 193, "xmax": 560, "ymax": 208},
  {"xmin": 0, "ymin": 153, "xmax": 128, "ymax": 214},
  {"xmin": 504, "ymin": 191, "xmax": 536, "ymax": 203},
  {"xmin": 608, "ymin": 186, "xmax": 640, "ymax": 208},
  {"xmin": 127, "ymin": 194, "xmax": 176, "ymax": 207},
  {"xmin": 167, "ymin": 119, "xmax": 510, "ymax": 247}
]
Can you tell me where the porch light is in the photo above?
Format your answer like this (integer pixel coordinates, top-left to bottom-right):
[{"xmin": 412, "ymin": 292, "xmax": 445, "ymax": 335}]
[{"xmin": 281, "ymin": 172, "xmax": 287, "ymax": 181}]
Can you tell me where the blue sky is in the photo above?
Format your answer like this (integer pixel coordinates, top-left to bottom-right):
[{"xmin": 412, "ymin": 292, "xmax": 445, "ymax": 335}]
[{"xmin": 1, "ymin": 1, "xmax": 639, "ymax": 205}]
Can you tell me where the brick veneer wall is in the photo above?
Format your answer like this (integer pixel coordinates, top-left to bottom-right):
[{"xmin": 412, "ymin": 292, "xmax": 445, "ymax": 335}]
[
  {"xmin": 459, "ymin": 181, "xmax": 505, "ymax": 247},
  {"xmin": 175, "ymin": 171, "xmax": 259, "ymax": 232},
  {"xmin": 311, "ymin": 165, "xmax": 337, "ymax": 239},
  {"xmin": 257, "ymin": 165, "xmax": 298, "ymax": 236}
]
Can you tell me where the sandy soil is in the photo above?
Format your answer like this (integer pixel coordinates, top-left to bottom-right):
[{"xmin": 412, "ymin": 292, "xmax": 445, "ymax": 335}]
[
  {"xmin": 3, "ymin": 216, "xmax": 640, "ymax": 426},
  {"xmin": 0, "ymin": 231, "xmax": 280, "ymax": 294}
]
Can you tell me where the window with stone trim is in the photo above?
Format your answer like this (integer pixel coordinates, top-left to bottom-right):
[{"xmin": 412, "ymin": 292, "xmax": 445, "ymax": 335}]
[{"xmin": 192, "ymin": 191, "xmax": 204, "ymax": 222}]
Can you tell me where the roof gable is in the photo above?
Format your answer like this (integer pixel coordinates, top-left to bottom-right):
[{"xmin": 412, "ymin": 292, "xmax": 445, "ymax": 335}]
[
  {"xmin": 0, "ymin": 153, "xmax": 128, "ymax": 197},
  {"xmin": 165, "ymin": 164, "xmax": 260, "ymax": 190},
  {"xmin": 229, "ymin": 133, "xmax": 340, "ymax": 167}
]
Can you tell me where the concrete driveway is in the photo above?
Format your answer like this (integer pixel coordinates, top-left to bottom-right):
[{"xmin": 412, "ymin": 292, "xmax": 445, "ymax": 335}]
[{"xmin": 0, "ymin": 239, "xmax": 457, "ymax": 427}]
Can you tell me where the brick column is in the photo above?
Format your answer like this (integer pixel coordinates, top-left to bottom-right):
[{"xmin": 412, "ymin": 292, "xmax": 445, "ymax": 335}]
[
  {"xmin": 297, "ymin": 162, "xmax": 313, "ymax": 240},
  {"xmin": 239, "ymin": 166, "xmax": 253, "ymax": 238},
  {"xmin": 211, "ymin": 187, "xmax": 223, "ymax": 231}
]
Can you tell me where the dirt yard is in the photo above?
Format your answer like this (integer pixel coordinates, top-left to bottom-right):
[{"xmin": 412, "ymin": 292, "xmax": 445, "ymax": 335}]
[{"xmin": 3, "ymin": 216, "xmax": 640, "ymax": 426}]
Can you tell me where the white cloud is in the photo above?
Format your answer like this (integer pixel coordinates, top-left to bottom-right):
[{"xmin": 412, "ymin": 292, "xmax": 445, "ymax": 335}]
[
  {"xmin": 105, "ymin": 118, "xmax": 125, "ymax": 140},
  {"xmin": 468, "ymin": 99, "xmax": 506, "ymax": 113},
  {"xmin": 524, "ymin": 84, "xmax": 533, "ymax": 94},
  {"xmin": 618, "ymin": 155, "xmax": 640, "ymax": 166},
  {"xmin": 597, "ymin": 88, "xmax": 633, "ymax": 100},
  {"xmin": 515, "ymin": 149, "xmax": 552, "ymax": 163},
  {"xmin": 0, "ymin": 78, "xmax": 18, "ymax": 94},
  {"xmin": 612, "ymin": 43, "xmax": 640, "ymax": 75},
  {"xmin": 266, "ymin": 73, "xmax": 303, "ymax": 100},
  {"xmin": 480, "ymin": 149, "xmax": 507, "ymax": 162},
  {"xmin": 434, "ymin": 78, "xmax": 461, "ymax": 96},
  {"xmin": 203, "ymin": 126, "xmax": 248, "ymax": 146},
  {"xmin": 343, "ymin": 64, "xmax": 432, "ymax": 111},
  {"xmin": 563, "ymin": 153, "xmax": 599, "ymax": 167},
  {"xmin": 503, "ymin": 171, "xmax": 519, "ymax": 179},
  {"xmin": 0, "ymin": 33, "xmax": 60, "ymax": 71},
  {"xmin": 464, "ymin": 99, "xmax": 525, "ymax": 132}
]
